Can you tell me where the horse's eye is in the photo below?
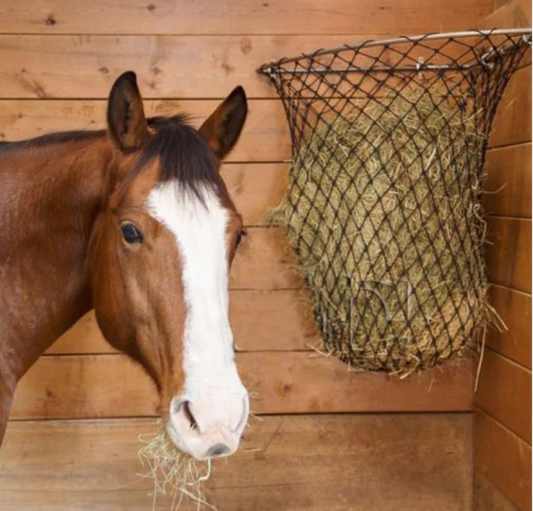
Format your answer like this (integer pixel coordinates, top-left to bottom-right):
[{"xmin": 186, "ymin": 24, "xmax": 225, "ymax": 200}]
[
  {"xmin": 121, "ymin": 223, "xmax": 142, "ymax": 244},
  {"xmin": 235, "ymin": 230, "xmax": 246, "ymax": 249}
]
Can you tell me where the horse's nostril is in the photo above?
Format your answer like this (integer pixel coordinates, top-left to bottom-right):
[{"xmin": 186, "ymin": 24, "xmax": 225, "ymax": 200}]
[
  {"xmin": 206, "ymin": 443, "xmax": 230, "ymax": 458},
  {"xmin": 182, "ymin": 401, "xmax": 198, "ymax": 431},
  {"xmin": 171, "ymin": 398, "xmax": 183, "ymax": 415}
]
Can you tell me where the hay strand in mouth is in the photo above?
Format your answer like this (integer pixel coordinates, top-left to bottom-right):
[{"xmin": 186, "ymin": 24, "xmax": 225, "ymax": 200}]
[{"xmin": 138, "ymin": 425, "xmax": 216, "ymax": 511}]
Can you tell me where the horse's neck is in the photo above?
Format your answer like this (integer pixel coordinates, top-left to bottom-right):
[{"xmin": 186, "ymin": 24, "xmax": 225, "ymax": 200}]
[{"xmin": 0, "ymin": 136, "xmax": 111, "ymax": 381}]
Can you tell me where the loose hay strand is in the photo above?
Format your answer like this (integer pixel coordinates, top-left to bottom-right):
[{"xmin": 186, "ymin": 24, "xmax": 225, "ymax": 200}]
[{"xmin": 138, "ymin": 426, "xmax": 216, "ymax": 511}]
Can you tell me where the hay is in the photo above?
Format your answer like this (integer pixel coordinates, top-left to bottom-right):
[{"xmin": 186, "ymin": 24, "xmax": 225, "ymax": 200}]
[
  {"xmin": 271, "ymin": 91, "xmax": 491, "ymax": 374},
  {"xmin": 138, "ymin": 426, "xmax": 215, "ymax": 511}
]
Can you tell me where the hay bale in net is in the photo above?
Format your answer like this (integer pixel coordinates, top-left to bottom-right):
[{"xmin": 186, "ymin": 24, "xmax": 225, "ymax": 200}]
[
  {"xmin": 271, "ymin": 92, "xmax": 488, "ymax": 374},
  {"xmin": 261, "ymin": 28, "xmax": 530, "ymax": 375}
]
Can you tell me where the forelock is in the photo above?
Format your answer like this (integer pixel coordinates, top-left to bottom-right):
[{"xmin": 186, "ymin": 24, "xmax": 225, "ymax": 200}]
[{"xmin": 131, "ymin": 116, "xmax": 229, "ymax": 204}]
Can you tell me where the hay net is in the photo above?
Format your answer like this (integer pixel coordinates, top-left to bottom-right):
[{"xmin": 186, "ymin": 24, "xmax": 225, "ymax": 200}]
[{"xmin": 259, "ymin": 29, "xmax": 531, "ymax": 374}]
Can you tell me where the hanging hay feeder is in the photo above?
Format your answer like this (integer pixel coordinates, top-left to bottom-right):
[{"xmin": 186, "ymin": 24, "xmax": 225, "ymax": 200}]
[{"xmin": 260, "ymin": 29, "xmax": 531, "ymax": 375}]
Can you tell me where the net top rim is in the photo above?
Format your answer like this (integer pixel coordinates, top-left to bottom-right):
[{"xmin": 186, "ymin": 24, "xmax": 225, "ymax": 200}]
[{"xmin": 258, "ymin": 28, "xmax": 532, "ymax": 75}]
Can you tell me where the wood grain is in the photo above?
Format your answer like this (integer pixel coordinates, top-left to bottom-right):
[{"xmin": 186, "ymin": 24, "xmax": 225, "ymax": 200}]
[
  {"xmin": 10, "ymin": 353, "xmax": 473, "ymax": 419},
  {"xmin": 0, "ymin": 34, "xmax": 364, "ymax": 99},
  {"xmin": 48, "ymin": 289, "xmax": 319, "ymax": 355},
  {"xmin": 489, "ymin": 66, "xmax": 532, "ymax": 148},
  {"xmin": 475, "ymin": 349, "xmax": 531, "ymax": 443},
  {"xmin": 483, "ymin": 144, "xmax": 532, "ymax": 218},
  {"xmin": 0, "ymin": 0, "xmax": 491, "ymax": 35},
  {"xmin": 0, "ymin": 34, "xmax": 497, "ymax": 100},
  {"xmin": 0, "ymin": 99, "xmax": 292, "ymax": 162},
  {"xmin": 2, "ymin": 71, "xmax": 528, "ymax": 160},
  {"xmin": 474, "ymin": 410, "xmax": 532, "ymax": 511},
  {"xmin": 478, "ymin": 5, "xmax": 532, "ymax": 507},
  {"xmin": 479, "ymin": 0, "xmax": 532, "ymax": 30},
  {"xmin": 474, "ymin": 471, "xmax": 521, "ymax": 511},
  {"xmin": 0, "ymin": 414, "xmax": 473, "ymax": 511},
  {"xmin": 230, "ymin": 227, "xmax": 301, "ymax": 290},
  {"xmin": 485, "ymin": 217, "xmax": 532, "ymax": 293},
  {"xmin": 487, "ymin": 285, "xmax": 531, "ymax": 368},
  {"xmin": 223, "ymin": 163, "xmax": 289, "ymax": 226}
]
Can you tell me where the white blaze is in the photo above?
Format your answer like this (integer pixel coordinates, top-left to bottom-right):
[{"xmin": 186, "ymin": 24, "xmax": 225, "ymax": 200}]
[{"xmin": 147, "ymin": 181, "xmax": 246, "ymax": 434}]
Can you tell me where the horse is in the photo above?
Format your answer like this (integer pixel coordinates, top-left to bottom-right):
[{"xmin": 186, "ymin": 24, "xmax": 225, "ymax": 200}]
[{"xmin": 0, "ymin": 71, "xmax": 250, "ymax": 461}]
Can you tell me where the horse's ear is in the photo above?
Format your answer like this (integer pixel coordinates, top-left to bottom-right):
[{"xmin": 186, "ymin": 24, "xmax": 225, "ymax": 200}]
[
  {"xmin": 199, "ymin": 86, "xmax": 248, "ymax": 160},
  {"xmin": 107, "ymin": 71, "xmax": 149, "ymax": 153}
]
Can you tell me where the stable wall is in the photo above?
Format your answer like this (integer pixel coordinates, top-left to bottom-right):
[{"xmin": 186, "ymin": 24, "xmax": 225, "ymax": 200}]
[
  {"xmin": 0, "ymin": 1, "xmax": 525, "ymax": 510},
  {"xmin": 475, "ymin": 1, "xmax": 532, "ymax": 510}
]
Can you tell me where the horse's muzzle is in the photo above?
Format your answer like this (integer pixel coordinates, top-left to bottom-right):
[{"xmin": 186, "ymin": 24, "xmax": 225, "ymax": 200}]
[{"xmin": 166, "ymin": 390, "xmax": 249, "ymax": 460}]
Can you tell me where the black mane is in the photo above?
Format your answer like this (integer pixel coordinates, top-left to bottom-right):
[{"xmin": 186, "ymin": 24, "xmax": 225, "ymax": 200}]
[{"xmin": 139, "ymin": 115, "xmax": 225, "ymax": 199}]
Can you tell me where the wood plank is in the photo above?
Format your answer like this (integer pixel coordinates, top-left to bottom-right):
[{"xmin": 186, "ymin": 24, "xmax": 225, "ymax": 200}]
[
  {"xmin": 48, "ymin": 311, "xmax": 114, "ymax": 354},
  {"xmin": 0, "ymin": 99, "xmax": 292, "ymax": 162},
  {"xmin": 491, "ymin": 0, "xmax": 511, "ymax": 10},
  {"xmin": 3, "ymin": 81, "xmax": 529, "ymax": 162},
  {"xmin": 489, "ymin": 66, "xmax": 532, "ymax": 148},
  {"xmin": 483, "ymin": 144, "xmax": 532, "ymax": 218},
  {"xmin": 486, "ymin": 217, "xmax": 531, "ymax": 293},
  {"xmin": 230, "ymin": 227, "xmax": 301, "ymax": 290},
  {"xmin": 0, "ymin": 33, "xmax": 525, "ymax": 100},
  {"xmin": 10, "ymin": 353, "xmax": 473, "ymax": 419},
  {"xmin": 0, "ymin": 33, "xmax": 504, "ymax": 100},
  {"xmin": 474, "ymin": 410, "xmax": 532, "ymax": 511},
  {"xmin": 475, "ymin": 349, "xmax": 531, "ymax": 443},
  {"xmin": 48, "ymin": 289, "xmax": 320, "ymax": 355},
  {"xmin": 222, "ymin": 163, "xmax": 288, "ymax": 227},
  {"xmin": 474, "ymin": 471, "xmax": 521, "ymax": 511},
  {"xmin": 0, "ymin": 0, "xmax": 491, "ymax": 35},
  {"xmin": 0, "ymin": 34, "xmax": 365, "ymax": 99},
  {"xmin": 479, "ymin": 0, "xmax": 532, "ymax": 29},
  {"xmin": 0, "ymin": 414, "xmax": 473, "ymax": 511},
  {"xmin": 487, "ymin": 285, "xmax": 531, "ymax": 368}
]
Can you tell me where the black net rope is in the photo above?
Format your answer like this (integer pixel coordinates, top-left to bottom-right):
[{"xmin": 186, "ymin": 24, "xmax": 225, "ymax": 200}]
[{"xmin": 259, "ymin": 29, "xmax": 531, "ymax": 374}]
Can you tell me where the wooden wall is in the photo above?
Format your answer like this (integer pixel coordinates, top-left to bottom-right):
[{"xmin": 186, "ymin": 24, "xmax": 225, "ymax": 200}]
[
  {"xmin": 475, "ymin": 1, "xmax": 532, "ymax": 510},
  {"xmin": 0, "ymin": 1, "xmax": 514, "ymax": 510}
]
